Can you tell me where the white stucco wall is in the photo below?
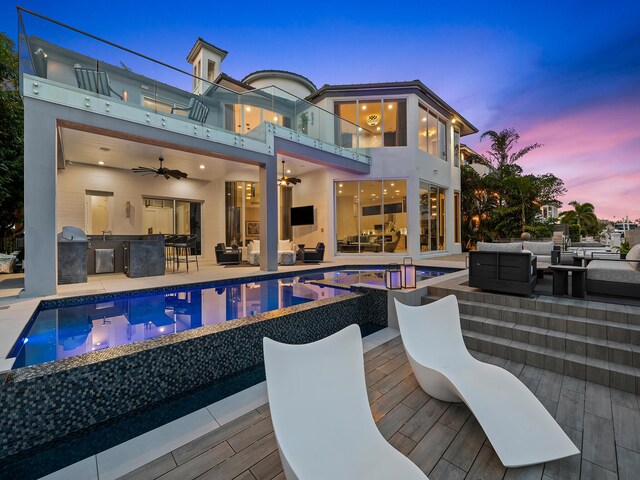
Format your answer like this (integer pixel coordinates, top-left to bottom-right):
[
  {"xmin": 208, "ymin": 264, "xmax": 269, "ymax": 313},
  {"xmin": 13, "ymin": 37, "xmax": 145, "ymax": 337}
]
[{"xmin": 245, "ymin": 76, "xmax": 314, "ymax": 100}]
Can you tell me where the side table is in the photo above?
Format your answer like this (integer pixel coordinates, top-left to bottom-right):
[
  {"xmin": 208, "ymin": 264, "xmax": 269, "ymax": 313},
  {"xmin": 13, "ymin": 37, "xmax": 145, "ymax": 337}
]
[{"xmin": 548, "ymin": 265, "xmax": 588, "ymax": 298}]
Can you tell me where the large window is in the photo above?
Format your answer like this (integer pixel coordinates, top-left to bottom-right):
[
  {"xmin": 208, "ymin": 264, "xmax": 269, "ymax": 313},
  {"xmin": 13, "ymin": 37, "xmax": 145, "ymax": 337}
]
[
  {"xmin": 418, "ymin": 104, "xmax": 448, "ymax": 161},
  {"xmin": 225, "ymin": 181, "xmax": 260, "ymax": 246},
  {"xmin": 419, "ymin": 183, "xmax": 446, "ymax": 251},
  {"xmin": 335, "ymin": 99, "xmax": 407, "ymax": 148},
  {"xmin": 142, "ymin": 197, "xmax": 202, "ymax": 253},
  {"xmin": 453, "ymin": 128, "xmax": 460, "ymax": 167},
  {"xmin": 335, "ymin": 179, "xmax": 407, "ymax": 254}
]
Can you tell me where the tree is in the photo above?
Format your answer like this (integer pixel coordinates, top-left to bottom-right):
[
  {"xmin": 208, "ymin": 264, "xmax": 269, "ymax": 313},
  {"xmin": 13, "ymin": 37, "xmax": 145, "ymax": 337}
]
[
  {"xmin": 559, "ymin": 202, "xmax": 599, "ymax": 236},
  {"xmin": 461, "ymin": 127, "xmax": 565, "ymax": 246},
  {"xmin": 475, "ymin": 127, "xmax": 542, "ymax": 169},
  {"xmin": 0, "ymin": 32, "xmax": 24, "ymax": 248}
]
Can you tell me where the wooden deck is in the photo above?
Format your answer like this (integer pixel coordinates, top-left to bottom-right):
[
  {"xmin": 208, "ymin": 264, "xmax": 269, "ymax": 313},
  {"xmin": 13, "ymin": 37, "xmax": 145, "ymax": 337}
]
[{"xmin": 120, "ymin": 336, "xmax": 640, "ymax": 480}]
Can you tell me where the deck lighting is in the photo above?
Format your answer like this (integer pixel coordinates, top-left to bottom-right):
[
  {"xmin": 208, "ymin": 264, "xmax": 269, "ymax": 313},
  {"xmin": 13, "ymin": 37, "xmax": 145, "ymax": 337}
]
[
  {"xmin": 401, "ymin": 257, "xmax": 416, "ymax": 289},
  {"xmin": 385, "ymin": 264, "xmax": 402, "ymax": 290}
]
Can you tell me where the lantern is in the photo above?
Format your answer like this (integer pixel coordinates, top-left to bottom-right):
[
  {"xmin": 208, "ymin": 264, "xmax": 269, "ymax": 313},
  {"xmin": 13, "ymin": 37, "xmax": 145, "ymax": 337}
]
[
  {"xmin": 385, "ymin": 264, "xmax": 402, "ymax": 290},
  {"xmin": 401, "ymin": 257, "xmax": 416, "ymax": 289}
]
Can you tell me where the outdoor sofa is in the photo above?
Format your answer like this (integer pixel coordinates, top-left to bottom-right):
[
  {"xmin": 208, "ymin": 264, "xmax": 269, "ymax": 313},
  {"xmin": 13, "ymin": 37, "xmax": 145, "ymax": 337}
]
[
  {"xmin": 215, "ymin": 243, "xmax": 241, "ymax": 265},
  {"xmin": 586, "ymin": 244, "xmax": 640, "ymax": 298},
  {"xmin": 468, "ymin": 242, "xmax": 540, "ymax": 295}
]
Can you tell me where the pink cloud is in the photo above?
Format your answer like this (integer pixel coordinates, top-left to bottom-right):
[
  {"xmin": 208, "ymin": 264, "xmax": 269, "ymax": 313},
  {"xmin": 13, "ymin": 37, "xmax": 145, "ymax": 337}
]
[{"xmin": 468, "ymin": 97, "xmax": 640, "ymax": 220}]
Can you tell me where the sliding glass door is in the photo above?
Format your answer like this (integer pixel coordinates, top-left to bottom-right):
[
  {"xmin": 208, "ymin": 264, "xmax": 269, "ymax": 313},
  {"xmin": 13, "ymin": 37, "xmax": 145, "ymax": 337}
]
[
  {"xmin": 142, "ymin": 197, "xmax": 202, "ymax": 254},
  {"xmin": 419, "ymin": 183, "xmax": 446, "ymax": 252}
]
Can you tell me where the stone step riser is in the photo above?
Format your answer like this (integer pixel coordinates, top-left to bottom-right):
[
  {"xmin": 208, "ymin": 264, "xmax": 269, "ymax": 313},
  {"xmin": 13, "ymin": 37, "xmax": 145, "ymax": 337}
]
[
  {"xmin": 462, "ymin": 315, "xmax": 640, "ymax": 368},
  {"xmin": 456, "ymin": 302, "xmax": 640, "ymax": 346},
  {"xmin": 426, "ymin": 287, "xmax": 640, "ymax": 325},
  {"xmin": 462, "ymin": 331, "xmax": 639, "ymax": 394}
]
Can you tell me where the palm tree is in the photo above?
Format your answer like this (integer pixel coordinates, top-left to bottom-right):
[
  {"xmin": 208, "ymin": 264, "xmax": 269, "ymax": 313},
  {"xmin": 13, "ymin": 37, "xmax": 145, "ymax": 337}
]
[
  {"xmin": 476, "ymin": 127, "xmax": 542, "ymax": 169},
  {"xmin": 559, "ymin": 201, "xmax": 598, "ymax": 231}
]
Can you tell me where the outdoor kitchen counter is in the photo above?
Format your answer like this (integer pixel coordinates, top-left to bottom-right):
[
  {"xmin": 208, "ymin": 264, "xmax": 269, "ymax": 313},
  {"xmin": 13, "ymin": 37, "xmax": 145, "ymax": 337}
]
[{"xmin": 86, "ymin": 235, "xmax": 165, "ymax": 278}]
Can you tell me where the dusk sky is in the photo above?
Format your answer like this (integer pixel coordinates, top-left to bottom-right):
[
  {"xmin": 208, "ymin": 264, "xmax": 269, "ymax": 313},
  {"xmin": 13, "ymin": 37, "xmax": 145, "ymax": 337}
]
[{"xmin": 3, "ymin": 1, "xmax": 639, "ymax": 221}]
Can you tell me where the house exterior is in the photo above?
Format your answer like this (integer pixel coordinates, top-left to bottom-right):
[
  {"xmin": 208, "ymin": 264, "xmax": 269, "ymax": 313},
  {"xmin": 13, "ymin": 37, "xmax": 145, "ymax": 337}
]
[{"xmin": 18, "ymin": 9, "xmax": 476, "ymax": 296}]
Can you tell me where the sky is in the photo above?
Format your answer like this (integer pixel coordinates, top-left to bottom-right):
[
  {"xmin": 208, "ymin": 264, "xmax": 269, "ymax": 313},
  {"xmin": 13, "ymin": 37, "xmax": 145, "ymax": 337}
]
[{"xmin": 2, "ymin": 0, "xmax": 639, "ymax": 221}]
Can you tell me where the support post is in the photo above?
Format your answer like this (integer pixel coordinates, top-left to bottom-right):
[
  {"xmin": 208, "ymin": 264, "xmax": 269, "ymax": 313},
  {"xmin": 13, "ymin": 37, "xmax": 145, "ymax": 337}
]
[
  {"xmin": 259, "ymin": 160, "xmax": 278, "ymax": 271},
  {"xmin": 21, "ymin": 98, "xmax": 58, "ymax": 296}
]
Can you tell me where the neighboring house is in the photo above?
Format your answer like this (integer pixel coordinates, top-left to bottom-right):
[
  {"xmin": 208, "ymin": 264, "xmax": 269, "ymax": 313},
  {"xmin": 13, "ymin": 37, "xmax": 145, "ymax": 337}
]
[
  {"xmin": 540, "ymin": 204, "xmax": 559, "ymax": 221},
  {"xmin": 18, "ymin": 10, "xmax": 477, "ymax": 296}
]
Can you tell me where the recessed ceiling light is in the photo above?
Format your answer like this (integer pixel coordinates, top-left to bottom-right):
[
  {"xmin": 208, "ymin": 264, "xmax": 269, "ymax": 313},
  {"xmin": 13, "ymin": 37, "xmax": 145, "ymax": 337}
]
[
  {"xmin": 245, "ymin": 106, "xmax": 251, "ymax": 112},
  {"xmin": 273, "ymin": 116, "xmax": 278, "ymax": 121},
  {"xmin": 339, "ymin": 183, "xmax": 343, "ymax": 187},
  {"xmin": 376, "ymin": 127, "xmax": 381, "ymax": 131},
  {"xmin": 199, "ymin": 165, "xmax": 205, "ymax": 169},
  {"xmin": 98, "ymin": 161, "xmax": 105, "ymax": 165},
  {"xmin": 361, "ymin": 105, "xmax": 367, "ymax": 110},
  {"xmin": 388, "ymin": 104, "xmax": 393, "ymax": 109},
  {"xmin": 422, "ymin": 117, "xmax": 427, "ymax": 122},
  {"xmin": 338, "ymin": 190, "xmax": 342, "ymax": 193},
  {"xmin": 286, "ymin": 169, "xmax": 291, "ymax": 174},
  {"xmin": 390, "ymin": 183, "xmax": 395, "ymax": 186}
]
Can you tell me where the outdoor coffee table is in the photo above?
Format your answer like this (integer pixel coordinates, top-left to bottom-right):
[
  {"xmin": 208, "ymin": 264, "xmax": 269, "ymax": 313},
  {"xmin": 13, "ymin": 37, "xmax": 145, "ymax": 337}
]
[{"xmin": 548, "ymin": 265, "xmax": 588, "ymax": 298}]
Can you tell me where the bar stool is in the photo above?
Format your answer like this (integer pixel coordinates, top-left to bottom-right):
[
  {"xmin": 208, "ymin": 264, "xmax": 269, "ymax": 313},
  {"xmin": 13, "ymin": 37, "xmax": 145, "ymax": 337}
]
[
  {"xmin": 173, "ymin": 234, "xmax": 199, "ymax": 272},
  {"xmin": 164, "ymin": 234, "xmax": 177, "ymax": 271}
]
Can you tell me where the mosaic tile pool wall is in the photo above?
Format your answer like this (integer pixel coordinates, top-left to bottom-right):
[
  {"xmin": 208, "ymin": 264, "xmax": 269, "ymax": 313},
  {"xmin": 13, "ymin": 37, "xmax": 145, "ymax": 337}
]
[{"xmin": 0, "ymin": 286, "xmax": 387, "ymax": 460}]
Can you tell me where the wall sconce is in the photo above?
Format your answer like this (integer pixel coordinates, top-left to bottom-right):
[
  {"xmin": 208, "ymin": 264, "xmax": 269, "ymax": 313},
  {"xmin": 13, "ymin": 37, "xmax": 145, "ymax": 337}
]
[
  {"xmin": 385, "ymin": 264, "xmax": 402, "ymax": 290},
  {"xmin": 401, "ymin": 257, "xmax": 416, "ymax": 289},
  {"xmin": 126, "ymin": 201, "xmax": 132, "ymax": 218}
]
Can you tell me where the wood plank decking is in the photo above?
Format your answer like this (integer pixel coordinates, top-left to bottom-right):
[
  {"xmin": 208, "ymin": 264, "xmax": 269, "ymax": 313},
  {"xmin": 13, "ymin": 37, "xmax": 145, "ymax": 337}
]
[{"xmin": 120, "ymin": 336, "xmax": 640, "ymax": 480}]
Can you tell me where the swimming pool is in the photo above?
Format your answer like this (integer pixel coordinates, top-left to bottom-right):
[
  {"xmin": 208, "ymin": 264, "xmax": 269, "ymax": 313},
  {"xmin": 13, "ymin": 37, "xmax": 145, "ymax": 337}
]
[{"xmin": 9, "ymin": 266, "xmax": 454, "ymax": 368}]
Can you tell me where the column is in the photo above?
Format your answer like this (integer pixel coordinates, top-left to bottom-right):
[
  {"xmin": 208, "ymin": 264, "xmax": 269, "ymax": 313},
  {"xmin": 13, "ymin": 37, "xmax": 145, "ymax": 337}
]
[
  {"xmin": 21, "ymin": 98, "xmax": 58, "ymax": 296},
  {"xmin": 259, "ymin": 159, "xmax": 278, "ymax": 271}
]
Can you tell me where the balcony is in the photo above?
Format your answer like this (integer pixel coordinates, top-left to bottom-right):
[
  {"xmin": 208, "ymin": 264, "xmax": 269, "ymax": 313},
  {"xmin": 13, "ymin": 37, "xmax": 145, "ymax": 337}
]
[{"xmin": 17, "ymin": 8, "xmax": 372, "ymax": 164}]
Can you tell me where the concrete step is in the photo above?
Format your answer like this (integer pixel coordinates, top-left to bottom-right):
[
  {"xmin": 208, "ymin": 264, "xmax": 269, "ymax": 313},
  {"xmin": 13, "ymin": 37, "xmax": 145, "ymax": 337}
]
[
  {"xmin": 425, "ymin": 286, "xmax": 640, "ymax": 325},
  {"xmin": 461, "ymin": 314, "xmax": 640, "ymax": 369},
  {"xmin": 423, "ymin": 295, "xmax": 640, "ymax": 346},
  {"xmin": 462, "ymin": 329, "xmax": 639, "ymax": 394}
]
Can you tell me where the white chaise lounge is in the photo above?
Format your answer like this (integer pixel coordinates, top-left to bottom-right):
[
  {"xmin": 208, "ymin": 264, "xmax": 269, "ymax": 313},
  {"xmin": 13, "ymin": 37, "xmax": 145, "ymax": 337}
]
[
  {"xmin": 394, "ymin": 296, "xmax": 579, "ymax": 468},
  {"xmin": 263, "ymin": 325, "xmax": 427, "ymax": 480}
]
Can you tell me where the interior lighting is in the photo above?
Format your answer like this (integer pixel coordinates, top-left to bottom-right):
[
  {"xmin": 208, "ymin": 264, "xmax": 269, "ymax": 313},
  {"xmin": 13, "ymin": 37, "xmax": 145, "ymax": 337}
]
[
  {"xmin": 245, "ymin": 106, "xmax": 251, "ymax": 112},
  {"xmin": 338, "ymin": 190, "xmax": 343, "ymax": 194},
  {"xmin": 286, "ymin": 169, "xmax": 291, "ymax": 174},
  {"xmin": 199, "ymin": 165, "xmax": 205, "ymax": 169},
  {"xmin": 388, "ymin": 104, "xmax": 393, "ymax": 109},
  {"xmin": 361, "ymin": 105, "xmax": 367, "ymax": 110},
  {"xmin": 390, "ymin": 183, "xmax": 395, "ymax": 186},
  {"xmin": 273, "ymin": 116, "xmax": 278, "ymax": 121},
  {"xmin": 422, "ymin": 117, "xmax": 427, "ymax": 122},
  {"xmin": 339, "ymin": 183, "xmax": 343, "ymax": 187},
  {"xmin": 98, "ymin": 161, "xmax": 105, "ymax": 165},
  {"xmin": 452, "ymin": 119, "xmax": 457, "ymax": 124}
]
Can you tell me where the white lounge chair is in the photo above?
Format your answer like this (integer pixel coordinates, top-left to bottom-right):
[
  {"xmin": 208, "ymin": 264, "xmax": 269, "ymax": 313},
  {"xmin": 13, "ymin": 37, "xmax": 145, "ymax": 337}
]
[
  {"xmin": 263, "ymin": 325, "xmax": 427, "ymax": 480},
  {"xmin": 394, "ymin": 295, "xmax": 579, "ymax": 468}
]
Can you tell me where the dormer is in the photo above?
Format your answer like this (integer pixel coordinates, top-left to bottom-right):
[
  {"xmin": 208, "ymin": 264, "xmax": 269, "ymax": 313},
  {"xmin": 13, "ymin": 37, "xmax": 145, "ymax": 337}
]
[{"xmin": 187, "ymin": 38, "xmax": 228, "ymax": 94}]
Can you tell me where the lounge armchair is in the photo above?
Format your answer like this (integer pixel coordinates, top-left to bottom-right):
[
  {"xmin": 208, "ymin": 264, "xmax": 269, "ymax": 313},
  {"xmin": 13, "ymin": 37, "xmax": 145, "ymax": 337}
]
[
  {"xmin": 171, "ymin": 97, "xmax": 210, "ymax": 123},
  {"xmin": 263, "ymin": 325, "xmax": 427, "ymax": 479},
  {"xmin": 301, "ymin": 242, "xmax": 324, "ymax": 263},
  {"xmin": 74, "ymin": 66, "xmax": 123, "ymax": 100},
  {"xmin": 278, "ymin": 239, "xmax": 297, "ymax": 265},
  {"xmin": 469, "ymin": 250, "xmax": 537, "ymax": 295},
  {"xmin": 215, "ymin": 243, "xmax": 241, "ymax": 265},
  {"xmin": 394, "ymin": 296, "xmax": 579, "ymax": 468},
  {"xmin": 586, "ymin": 244, "xmax": 640, "ymax": 298}
]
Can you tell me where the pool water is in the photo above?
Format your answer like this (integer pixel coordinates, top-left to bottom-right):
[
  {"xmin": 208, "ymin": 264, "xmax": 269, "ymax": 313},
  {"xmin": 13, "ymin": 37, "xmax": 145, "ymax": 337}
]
[{"xmin": 10, "ymin": 267, "xmax": 454, "ymax": 368}]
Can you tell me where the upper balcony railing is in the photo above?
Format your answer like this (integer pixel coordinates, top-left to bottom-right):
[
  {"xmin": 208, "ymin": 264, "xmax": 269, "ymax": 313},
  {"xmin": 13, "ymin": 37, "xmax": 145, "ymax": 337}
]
[{"xmin": 17, "ymin": 8, "xmax": 372, "ymax": 163}]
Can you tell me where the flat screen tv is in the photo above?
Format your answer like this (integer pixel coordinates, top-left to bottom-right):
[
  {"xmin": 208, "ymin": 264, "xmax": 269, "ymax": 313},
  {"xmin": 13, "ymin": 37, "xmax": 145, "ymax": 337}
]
[{"xmin": 291, "ymin": 205, "xmax": 314, "ymax": 226}]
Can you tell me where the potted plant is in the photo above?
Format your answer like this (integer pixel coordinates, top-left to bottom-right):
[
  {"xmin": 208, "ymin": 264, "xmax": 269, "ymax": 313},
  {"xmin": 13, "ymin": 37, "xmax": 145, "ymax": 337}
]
[
  {"xmin": 298, "ymin": 112, "xmax": 309, "ymax": 134},
  {"xmin": 615, "ymin": 240, "xmax": 631, "ymax": 259}
]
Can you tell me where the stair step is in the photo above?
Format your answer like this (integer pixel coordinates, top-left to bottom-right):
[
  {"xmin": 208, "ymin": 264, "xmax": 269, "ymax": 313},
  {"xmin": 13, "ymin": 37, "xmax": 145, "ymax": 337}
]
[
  {"xmin": 462, "ymin": 329, "xmax": 639, "ymax": 394},
  {"xmin": 425, "ymin": 287, "xmax": 640, "ymax": 325},
  {"xmin": 455, "ymin": 299, "xmax": 640, "ymax": 345},
  {"xmin": 461, "ymin": 314, "xmax": 640, "ymax": 368}
]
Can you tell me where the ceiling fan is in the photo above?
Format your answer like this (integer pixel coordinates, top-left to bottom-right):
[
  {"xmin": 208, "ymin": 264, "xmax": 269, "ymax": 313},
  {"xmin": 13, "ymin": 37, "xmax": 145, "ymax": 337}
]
[
  {"xmin": 279, "ymin": 160, "xmax": 301, "ymax": 186},
  {"xmin": 132, "ymin": 157, "xmax": 188, "ymax": 180}
]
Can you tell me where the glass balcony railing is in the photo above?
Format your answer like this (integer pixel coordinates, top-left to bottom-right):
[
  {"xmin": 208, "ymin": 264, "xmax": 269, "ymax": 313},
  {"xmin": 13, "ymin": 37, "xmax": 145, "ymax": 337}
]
[{"xmin": 17, "ymin": 8, "xmax": 372, "ymax": 162}]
